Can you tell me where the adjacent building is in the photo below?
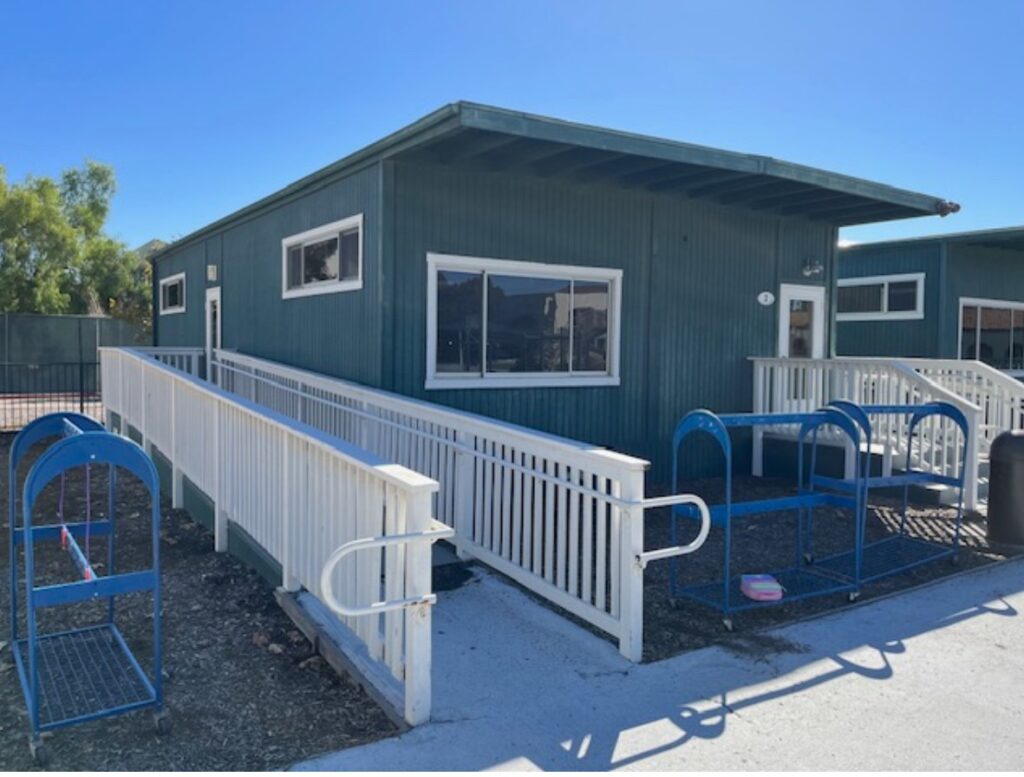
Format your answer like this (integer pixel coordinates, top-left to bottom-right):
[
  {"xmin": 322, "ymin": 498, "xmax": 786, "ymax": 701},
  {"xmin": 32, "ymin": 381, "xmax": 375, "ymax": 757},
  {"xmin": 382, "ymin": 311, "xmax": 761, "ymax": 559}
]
[{"xmin": 837, "ymin": 227, "xmax": 1024, "ymax": 375}]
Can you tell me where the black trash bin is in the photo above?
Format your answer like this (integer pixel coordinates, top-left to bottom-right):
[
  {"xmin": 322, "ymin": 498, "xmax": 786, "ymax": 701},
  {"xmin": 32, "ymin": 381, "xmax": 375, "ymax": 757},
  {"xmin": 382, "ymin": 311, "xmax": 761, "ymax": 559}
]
[{"xmin": 988, "ymin": 430, "xmax": 1024, "ymax": 546}]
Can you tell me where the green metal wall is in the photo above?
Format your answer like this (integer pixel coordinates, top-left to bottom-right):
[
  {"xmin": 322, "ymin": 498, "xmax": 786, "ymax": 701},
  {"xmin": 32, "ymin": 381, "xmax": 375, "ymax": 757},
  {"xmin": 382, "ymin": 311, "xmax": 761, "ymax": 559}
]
[
  {"xmin": 945, "ymin": 243, "xmax": 1024, "ymax": 357},
  {"xmin": 835, "ymin": 242, "xmax": 942, "ymax": 357},
  {"xmin": 154, "ymin": 164, "xmax": 383, "ymax": 385},
  {"xmin": 155, "ymin": 156, "xmax": 836, "ymax": 479},
  {"xmin": 387, "ymin": 159, "xmax": 833, "ymax": 476},
  {"xmin": 837, "ymin": 241, "xmax": 1024, "ymax": 359}
]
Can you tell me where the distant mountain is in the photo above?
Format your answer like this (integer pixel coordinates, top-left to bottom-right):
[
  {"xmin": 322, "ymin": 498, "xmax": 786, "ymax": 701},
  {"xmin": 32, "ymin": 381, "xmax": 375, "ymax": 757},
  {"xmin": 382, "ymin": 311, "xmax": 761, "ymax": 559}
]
[{"xmin": 133, "ymin": 239, "xmax": 167, "ymax": 260}]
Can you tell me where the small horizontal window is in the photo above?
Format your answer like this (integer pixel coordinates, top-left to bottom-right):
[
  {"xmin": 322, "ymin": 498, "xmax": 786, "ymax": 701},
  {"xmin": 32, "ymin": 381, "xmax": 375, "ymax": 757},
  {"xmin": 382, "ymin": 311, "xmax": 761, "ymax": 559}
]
[
  {"xmin": 159, "ymin": 273, "xmax": 186, "ymax": 315},
  {"xmin": 427, "ymin": 253, "xmax": 621, "ymax": 389},
  {"xmin": 836, "ymin": 273, "xmax": 924, "ymax": 321},
  {"xmin": 281, "ymin": 215, "xmax": 362, "ymax": 299}
]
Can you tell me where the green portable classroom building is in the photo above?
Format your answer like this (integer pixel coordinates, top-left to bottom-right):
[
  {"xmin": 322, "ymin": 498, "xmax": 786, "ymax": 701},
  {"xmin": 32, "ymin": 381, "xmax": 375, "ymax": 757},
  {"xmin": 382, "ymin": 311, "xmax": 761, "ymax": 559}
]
[{"xmin": 150, "ymin": 102, "xmax": 956, "ymax": 474}]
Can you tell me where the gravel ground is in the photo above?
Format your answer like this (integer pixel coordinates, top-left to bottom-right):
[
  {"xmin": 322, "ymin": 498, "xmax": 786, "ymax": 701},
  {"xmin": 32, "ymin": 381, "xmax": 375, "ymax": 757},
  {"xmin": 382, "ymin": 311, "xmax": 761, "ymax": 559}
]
[
  {"xmin": 640, "ymin": 475, "xmax": 1015, "ymax": 662},
  {"xmin": 0, "ymin": 433, "xmax": 396, "ymax": 771}
]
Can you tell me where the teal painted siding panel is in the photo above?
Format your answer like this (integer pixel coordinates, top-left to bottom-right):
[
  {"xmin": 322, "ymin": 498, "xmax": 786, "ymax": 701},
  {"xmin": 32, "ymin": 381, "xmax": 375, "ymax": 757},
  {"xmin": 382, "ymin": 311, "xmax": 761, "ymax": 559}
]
[
  {"xmin": 836, "ymin": 242, "xmax": 941, "ymax": 357},
  {"xmin": 389, "ymin": 160, "xmax": 832, "ymax": 476},
  {"xmin": 154, "ymin": 166, "xmax": 383, "ymax": 385},
  {"xmin": 154, "ymin": 241, "xmax": 206, "ymax": 347},
  {"xmin": 945, "ymin": 244, "xmax": 1024, "ymax": 358}
]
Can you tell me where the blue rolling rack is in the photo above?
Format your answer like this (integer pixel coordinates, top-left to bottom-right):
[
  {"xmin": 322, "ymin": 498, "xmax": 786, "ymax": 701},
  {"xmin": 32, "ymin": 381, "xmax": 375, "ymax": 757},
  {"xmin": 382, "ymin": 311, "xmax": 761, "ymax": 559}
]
[
  {"xmin": 669, "ymin": 408, "xmax": 868, "ymax": 629},
  {"xmin": 809, "ymin": 401, "xmax": 968, "ymax": 583},
  {"xmin": 8, "ymin": 412, "xmax": 168, "ymax": 765}
]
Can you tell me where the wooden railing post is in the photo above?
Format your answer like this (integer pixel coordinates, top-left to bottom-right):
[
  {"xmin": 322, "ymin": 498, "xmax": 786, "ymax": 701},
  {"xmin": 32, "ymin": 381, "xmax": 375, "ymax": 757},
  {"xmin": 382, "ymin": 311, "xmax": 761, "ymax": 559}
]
[
  {"xmin": 281, "ymin": 433, "xmax": 301, "ymax": 592},
  {"xmin": 403, "ymin": 488, "xmax": 434, "ymax": 726},
  {"xmin": 752, "ymin": 361, "xmax": 764, "ymax": 477},
  {"xmin": 964, "ymin": 406, "xmax": 980, "ymax": 511},
  {"xmin": 618, "ymin": 467, "xmax": 646, "ymax": 662},
  {"xmin": 214, "ymin": 397, "xmax": 228, "ymax": 552},
  {"xmin": 170, "ymin": 379, "xmax": 184, "ymax": 508},
  {"xmin": 453, "ymin": 430, "xmax": 474, "ymax": 559}
]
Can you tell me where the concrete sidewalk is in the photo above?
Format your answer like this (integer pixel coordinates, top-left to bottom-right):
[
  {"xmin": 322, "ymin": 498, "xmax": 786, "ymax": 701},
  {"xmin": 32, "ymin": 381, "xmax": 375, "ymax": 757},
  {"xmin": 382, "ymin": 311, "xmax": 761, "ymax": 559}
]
[{"xmin": 297, "ymin": 559, "xmax": 1024, "ymax": 771}]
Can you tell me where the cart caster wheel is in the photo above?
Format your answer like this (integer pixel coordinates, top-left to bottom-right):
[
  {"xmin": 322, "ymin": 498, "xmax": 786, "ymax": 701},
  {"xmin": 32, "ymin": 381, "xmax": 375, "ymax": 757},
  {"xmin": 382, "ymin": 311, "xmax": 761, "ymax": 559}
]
[
  {"xmin": 154, "ymin": 713, "xmax": 172, "ymax": 736},
  {"xmin": 722, "ymin": 618, "xmax": 734, "ymax": 632},
  {"xmin": 30, "ymin": 740, "xmax": 51, "ymax": 767},
  {"xmin": 848, "ymin": 592, "xmax": 860, "ymax": 603}
]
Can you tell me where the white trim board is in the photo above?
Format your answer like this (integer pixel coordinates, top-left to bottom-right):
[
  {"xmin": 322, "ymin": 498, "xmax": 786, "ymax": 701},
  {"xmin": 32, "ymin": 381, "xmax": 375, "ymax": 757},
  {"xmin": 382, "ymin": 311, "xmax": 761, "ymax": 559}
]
[
  {"xmin": 159, "ymin": 272, "xmax": 187, "ymax": 316},
  {"xmin": 281, "ymin": 214, "xmax": 364, "ymax": 300},
  {"xmin": 425, "ymin": 252, "xmax": 622, "ymax": 390},
  {"xmin": 777, "ymin": 283, "xmax": 826, "ymax": 359}
]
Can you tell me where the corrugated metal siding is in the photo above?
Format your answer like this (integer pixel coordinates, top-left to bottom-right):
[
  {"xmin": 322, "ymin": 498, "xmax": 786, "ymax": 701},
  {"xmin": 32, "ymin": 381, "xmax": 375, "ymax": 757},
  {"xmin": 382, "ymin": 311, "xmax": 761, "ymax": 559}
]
[
  {"xmin": 388, "ymin": 160, "xmax": 832, "ymax": 477},
  {"xmin": 835, "ymin": 242, "xmax": 941, "ymax": 357},
  {"xmin": 945, "ymin": 244, "xmax": 1024, "ymax": 357},
  {"xmin": 154, "ymin": 165, "xmax": 383, "ymax": 385},
  {"xmin": 154, "ymin": 241, "xmax": 206, "ymax": 346}
]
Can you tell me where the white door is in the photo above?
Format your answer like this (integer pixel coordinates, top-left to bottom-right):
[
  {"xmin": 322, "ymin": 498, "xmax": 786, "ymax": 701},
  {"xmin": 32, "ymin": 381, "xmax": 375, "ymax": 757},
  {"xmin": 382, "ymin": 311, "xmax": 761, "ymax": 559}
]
[
  {"xmin": 205, "ymin": 287, "xmax": 221, "ymax": 382},
  {"xmin": 777, "ymin": 283, "xmax": 826, "ymax": 359}
]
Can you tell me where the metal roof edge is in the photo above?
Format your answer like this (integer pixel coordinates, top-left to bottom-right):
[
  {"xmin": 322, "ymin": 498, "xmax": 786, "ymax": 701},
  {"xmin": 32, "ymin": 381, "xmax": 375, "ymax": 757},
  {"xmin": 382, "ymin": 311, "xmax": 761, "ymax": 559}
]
[
  {"xmin": 457, "ymin": 102, "xmax": 955, "ymax": 217},
  {"xmin": 151, "ymin": 100, "xmax": 958, "ymax": 262},
  {"xmin": 840, "ymin": 224, "xmax": 1024, "ymax": 253},
  {"xmin": 149, "ymin": 103, "xmax": 464, "ymax": 262}
]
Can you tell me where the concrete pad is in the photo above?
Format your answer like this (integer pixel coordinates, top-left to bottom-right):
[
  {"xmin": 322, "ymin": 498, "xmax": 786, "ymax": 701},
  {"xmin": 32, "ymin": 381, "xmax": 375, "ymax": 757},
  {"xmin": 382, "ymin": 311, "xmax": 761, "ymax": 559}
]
[{"xmin": 296, "ymin": 558, "xmax": 1024, "ymax": 771}]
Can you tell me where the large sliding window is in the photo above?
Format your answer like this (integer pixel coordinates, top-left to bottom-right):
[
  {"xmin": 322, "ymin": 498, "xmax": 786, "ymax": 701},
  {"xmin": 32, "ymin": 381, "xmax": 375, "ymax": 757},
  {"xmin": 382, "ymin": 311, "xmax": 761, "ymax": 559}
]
[
  {"xmin": 960, "ymin": 298, "xmax": 1024, "ymax": 373},
  {"xmin": 836, "ymin": 272, "xmax": 925, "ymax": 321},
  {"xmin": 426, "ymin": 253, "xmax": 621, "ymax": 389}
]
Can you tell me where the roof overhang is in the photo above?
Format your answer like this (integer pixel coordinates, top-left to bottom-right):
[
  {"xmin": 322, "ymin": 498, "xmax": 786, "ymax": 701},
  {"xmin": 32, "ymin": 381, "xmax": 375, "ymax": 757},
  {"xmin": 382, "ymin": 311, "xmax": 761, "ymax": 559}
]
[{"xmin": 151, "ymin": 102, "xmax": 959, "ymax": 261}]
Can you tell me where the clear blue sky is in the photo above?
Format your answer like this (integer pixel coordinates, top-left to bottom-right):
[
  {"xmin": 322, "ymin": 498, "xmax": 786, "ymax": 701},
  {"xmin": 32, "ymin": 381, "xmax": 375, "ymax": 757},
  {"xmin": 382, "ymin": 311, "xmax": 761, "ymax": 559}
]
[{"xmin": 3, "ymin": 0, "xmax": 1022, "ymax": 248}]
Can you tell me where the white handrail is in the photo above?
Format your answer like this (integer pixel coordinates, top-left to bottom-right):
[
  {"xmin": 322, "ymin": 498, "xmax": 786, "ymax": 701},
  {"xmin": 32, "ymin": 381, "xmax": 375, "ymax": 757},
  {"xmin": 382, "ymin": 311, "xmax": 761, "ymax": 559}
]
[
  {"xmin": 635, "ymin": 494, "xmax": 711, "ymax": 569},
  {"xmin": 319, "ymin": 522, "xmax": 456, "ymax": 617}
]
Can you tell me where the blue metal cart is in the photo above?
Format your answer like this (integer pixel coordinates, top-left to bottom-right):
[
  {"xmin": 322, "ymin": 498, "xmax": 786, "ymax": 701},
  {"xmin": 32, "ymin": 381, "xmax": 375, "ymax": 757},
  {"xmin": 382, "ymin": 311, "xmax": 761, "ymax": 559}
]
[
  {"xmin": 808, "ymin": 401, "xmax": 969, "ymax": 583},
  {"xmin": 8, "ymin": 412, "xmax": 168, "ymax": 765},
  {"xmin": 669, "ymin": 408, "xmax": 868, "ymax": 629}
]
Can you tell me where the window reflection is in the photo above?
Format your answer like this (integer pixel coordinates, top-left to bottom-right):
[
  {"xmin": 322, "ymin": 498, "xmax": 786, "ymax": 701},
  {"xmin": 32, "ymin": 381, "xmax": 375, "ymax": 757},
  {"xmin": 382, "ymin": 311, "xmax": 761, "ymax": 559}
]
[
  {"xmin": 486, "ymin": 275, "xmax": 570, "ymax": 373},
  {"xmin": 436, "ymin": 271, "xmax": 483, "ymax": 373}
]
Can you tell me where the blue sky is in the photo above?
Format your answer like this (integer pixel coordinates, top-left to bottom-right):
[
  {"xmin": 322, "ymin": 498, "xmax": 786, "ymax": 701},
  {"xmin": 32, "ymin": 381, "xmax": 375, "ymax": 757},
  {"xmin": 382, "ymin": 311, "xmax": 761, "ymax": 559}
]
[{"xmin": 3, "ymin": 0, "xmax": 1022, "ymax": 248}]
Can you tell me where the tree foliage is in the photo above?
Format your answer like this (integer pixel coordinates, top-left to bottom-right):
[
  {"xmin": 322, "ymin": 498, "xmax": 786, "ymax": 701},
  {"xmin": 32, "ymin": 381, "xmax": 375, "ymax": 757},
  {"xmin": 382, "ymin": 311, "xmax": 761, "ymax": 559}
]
[{"xmin": 0, "ymin": 161, "xmax": 151, "ymax": 333}]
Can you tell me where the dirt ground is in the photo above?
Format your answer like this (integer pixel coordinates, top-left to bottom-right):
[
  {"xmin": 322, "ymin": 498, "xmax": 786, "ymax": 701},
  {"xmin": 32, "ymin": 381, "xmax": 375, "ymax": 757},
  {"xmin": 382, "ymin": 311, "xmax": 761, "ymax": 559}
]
[
  {"xmin": 0, "ymin": 433, "xmax": 396, "ymax": 771},
  {"xmin": 639, "ymin": 476, "xmax": 1014, "ymax": 662}
]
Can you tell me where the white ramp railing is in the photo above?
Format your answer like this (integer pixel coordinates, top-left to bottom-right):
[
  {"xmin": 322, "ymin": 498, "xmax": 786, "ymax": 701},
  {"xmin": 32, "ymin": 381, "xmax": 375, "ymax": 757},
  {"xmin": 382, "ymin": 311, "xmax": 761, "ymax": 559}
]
[
  {"xmin": 896, "ymin": 358, "xmax": 1024, "ymax": 455},
  {"xmin": 751, "ymin": 357, "xmax": 982, "ymax": 510},
  {"xmin": 99, "ymin": 347, "xmax": 442, "ymax": 725},
  {"xmin": 135, "ymin": 346, "xmax": 205, "ymax": 377},
  {"xmin": 211, "ymin": 349, "xmax": 694, "ymax": 662}
]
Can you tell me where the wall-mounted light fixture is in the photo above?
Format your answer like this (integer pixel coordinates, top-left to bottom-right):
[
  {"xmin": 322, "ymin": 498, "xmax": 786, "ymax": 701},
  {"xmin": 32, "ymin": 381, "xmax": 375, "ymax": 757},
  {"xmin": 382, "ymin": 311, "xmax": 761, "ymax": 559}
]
[{"xmin": 801, "ymin": 256, "xmax": 824, "ymax": 278}]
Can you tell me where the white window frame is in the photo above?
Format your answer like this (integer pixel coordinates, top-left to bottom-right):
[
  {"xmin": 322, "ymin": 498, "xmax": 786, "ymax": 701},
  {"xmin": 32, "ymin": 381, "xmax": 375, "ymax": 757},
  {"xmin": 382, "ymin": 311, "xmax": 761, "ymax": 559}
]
[
  {"xmin": 281, "ymin": 214, "xmax": 363, "ymax": 299},
  {"xmin": 158, "ymin": 272, "xmax": 186, "ymax": 316},
  {"xmin": 958, "ymin": 296, "xmax": 1024, "ymax": 376},
  {"xmin": 425, "ymin": 252, "xmax": 622, "ymax": 390},
  {"xmin": 836, "ymin": 272, "xmax": 925, "ymax": 321}
]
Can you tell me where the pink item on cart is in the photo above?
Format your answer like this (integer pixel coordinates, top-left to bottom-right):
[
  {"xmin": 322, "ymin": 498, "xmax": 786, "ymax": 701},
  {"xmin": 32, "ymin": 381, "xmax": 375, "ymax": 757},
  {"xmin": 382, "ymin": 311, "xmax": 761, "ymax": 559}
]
[{"xmin": 740, "ymin": 574, "xmax": 784, "ymax": 602}]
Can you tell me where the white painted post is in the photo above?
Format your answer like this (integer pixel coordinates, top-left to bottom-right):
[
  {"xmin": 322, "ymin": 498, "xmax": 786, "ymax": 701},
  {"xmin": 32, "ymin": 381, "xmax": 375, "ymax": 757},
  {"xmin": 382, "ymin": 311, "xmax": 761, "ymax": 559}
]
[
  {"xmin": 453, "ymin": 430, "xmax": 475, "ymax": 560},
  {"xmin": 170, "ymin": 380, "xmax": 184, "ymax": 508},
  {"xmin": 617, "ymin": 467, "xmax": 646, "ymax": 662},
  {"xmin": 280, "ymin": 432, "xmax": 301, "ymax": 592},
  {"xmin": 964, "ymin": 406, "xmax": 980, "ymax": 511},
  {"xmin": 752, "ymin": 361, "xmax": 764, "ymax": 477},
  {"xmin": 403, "ymin": 488, "xmax": 434, "ymax": 726},
  {"xmin": 140, "ymin": 364, "xmax": 151, "ymax": 455},
  {"xmin": 213, "ymin": 398, "xmax": 228, "ymax": 552}
]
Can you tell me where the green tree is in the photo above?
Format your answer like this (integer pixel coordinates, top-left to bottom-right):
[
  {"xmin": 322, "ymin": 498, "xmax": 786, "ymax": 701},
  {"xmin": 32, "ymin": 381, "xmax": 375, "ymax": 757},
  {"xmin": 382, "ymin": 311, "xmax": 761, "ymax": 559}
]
[{"xmin": 0, "ymin": 161, "xmax": 151, "ymax": 333}]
